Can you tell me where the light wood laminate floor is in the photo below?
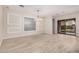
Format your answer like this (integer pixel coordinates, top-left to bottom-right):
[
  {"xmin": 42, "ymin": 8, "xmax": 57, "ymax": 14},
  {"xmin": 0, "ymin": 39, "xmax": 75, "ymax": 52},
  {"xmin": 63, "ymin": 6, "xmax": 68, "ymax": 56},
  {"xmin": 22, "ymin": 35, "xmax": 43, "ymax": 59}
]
[{"xmin": 0, "ymin": 34, "xmax": 78, "ymax": 53}]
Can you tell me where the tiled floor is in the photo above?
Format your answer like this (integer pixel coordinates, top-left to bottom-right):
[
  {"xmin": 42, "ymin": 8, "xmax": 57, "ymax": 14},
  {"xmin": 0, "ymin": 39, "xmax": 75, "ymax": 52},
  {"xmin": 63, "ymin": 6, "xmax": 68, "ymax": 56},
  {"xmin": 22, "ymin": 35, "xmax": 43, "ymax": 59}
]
[{"xmin": 0, "ymin": 34, "xmax": 78, "ymax": 53}]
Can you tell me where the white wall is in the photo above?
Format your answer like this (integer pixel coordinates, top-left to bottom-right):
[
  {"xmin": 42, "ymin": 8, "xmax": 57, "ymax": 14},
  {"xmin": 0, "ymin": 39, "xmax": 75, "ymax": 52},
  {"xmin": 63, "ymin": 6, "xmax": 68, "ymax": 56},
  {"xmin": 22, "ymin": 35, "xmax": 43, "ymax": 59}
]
[
  {"xmin": 44, "ymin": 12, "xmax": 79, "ymax": 37},
  {"xmin": 0, "ymin": 6, "xmax": 3, "ymax": 46},
  {"xmin": 0, "ymin": 6, "xmax": 3, "ymax": 39},
  {"xmin": 44, "ymin": 16, "xmax": 53, "ymax": 34},
  {"xmin": 2, "ymin": 6, "xmax": 79, "ymax": 40},
  {"xmin": 2, "ymin": 7, "xmax": 44, "ymax": 39},
  {"xmin": 55, "ymin": 12, "xmax": 79, "ymax": 37}
]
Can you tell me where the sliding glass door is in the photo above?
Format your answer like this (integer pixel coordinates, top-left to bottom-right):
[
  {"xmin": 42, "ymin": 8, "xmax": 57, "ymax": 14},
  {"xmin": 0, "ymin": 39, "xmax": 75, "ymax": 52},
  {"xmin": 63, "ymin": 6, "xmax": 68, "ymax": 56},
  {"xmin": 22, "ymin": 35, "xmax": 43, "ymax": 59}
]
[
  {"xmin": 65, "ymin": 19, "xmax": 76, "ymax": 35},
  {"xmin": 58, "ymin": 18, "xmax": 76, "ymax": 35},
  {"xmin": 58, "ymin": 20, "xmax": 66, "ymax": 34}
]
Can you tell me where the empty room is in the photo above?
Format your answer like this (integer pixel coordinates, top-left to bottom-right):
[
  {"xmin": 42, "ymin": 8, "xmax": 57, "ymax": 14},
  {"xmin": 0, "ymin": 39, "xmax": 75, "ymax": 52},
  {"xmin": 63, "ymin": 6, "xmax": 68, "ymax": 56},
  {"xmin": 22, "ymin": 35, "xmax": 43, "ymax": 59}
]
[{"xmin": 0, "ymin": 5, "xmax": 79, "ymax": 53}]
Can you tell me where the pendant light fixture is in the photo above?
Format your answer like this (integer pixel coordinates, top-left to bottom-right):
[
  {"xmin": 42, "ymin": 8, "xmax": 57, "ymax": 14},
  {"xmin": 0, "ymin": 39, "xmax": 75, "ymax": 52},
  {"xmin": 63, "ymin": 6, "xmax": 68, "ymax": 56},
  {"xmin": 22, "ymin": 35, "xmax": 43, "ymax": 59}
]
[{"xmin": 36, "ymin": 9, "xmax": 40, "ymax": 18}]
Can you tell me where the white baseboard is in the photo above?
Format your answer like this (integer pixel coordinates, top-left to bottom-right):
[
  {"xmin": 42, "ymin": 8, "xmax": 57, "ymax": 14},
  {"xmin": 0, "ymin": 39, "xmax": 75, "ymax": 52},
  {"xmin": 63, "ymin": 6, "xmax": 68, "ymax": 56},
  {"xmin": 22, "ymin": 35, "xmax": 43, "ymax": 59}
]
[{"xmin": 2, "ymin": 32, "xmax": 43, "ymax": 40}]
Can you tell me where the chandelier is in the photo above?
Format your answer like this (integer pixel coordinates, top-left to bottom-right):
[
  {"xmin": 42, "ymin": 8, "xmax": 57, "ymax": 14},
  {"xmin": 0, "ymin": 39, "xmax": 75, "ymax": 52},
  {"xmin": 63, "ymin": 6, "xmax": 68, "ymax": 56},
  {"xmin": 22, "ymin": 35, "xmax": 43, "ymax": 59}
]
[{"xmin": 36, "ymin": 9, "xmax": 40, "ymax": 18}]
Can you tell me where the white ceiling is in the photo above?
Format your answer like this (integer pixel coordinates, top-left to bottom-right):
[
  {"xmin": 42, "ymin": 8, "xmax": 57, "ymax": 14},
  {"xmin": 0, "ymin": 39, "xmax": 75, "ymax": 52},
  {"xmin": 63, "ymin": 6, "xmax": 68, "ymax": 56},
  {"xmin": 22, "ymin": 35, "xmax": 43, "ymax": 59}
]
[{"xmin": 7, "ymin": 5, "xmax": 79, "ymax": 17}]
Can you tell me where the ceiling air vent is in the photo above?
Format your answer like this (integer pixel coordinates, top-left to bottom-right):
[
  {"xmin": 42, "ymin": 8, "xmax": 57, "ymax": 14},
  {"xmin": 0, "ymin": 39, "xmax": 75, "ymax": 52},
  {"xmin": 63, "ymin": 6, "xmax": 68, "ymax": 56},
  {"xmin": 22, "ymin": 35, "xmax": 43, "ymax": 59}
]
[{"xmin": 19, "ymin": 5, "xmax": 24, "ymax": 7}]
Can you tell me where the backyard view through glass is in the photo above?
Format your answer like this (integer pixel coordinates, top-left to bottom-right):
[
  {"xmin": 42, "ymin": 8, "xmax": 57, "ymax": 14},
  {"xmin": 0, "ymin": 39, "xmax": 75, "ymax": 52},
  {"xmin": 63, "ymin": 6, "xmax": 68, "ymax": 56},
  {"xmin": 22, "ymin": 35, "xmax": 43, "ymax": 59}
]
[{"xmin": 58, "ymin": 18, "xmax": 76, "ymax": 35}]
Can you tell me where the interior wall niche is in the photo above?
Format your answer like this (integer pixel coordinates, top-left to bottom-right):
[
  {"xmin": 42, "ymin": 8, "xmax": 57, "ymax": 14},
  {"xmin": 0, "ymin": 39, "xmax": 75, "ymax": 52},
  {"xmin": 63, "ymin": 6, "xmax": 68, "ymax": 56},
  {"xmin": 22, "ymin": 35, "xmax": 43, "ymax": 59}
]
[{"xmin": 58, "ymin": 18, "xmax": 76, "ymax": 36}]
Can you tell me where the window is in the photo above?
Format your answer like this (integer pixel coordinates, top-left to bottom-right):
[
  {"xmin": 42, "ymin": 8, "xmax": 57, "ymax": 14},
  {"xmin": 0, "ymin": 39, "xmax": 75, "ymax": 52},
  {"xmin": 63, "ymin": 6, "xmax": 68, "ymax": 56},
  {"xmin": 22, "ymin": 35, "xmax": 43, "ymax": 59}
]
[{"xmin": 24, "ymin": 17, "xmax": 36, "ymax": 31}]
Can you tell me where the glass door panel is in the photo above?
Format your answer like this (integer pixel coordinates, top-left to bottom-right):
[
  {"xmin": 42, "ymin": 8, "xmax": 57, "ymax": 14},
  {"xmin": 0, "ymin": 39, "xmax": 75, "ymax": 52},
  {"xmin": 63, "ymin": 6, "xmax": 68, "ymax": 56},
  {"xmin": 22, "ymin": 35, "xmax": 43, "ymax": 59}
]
[
  {"xmin": 65, "ymin": 19, "xmax": 76, "ymax": 35},
  {"xmin": 58, "ymin": 18, "xmax": 76, "ymax": 36},
  {"xmin": 58, "ymin": 20, "xmax": 66, "ymax": 34}
]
